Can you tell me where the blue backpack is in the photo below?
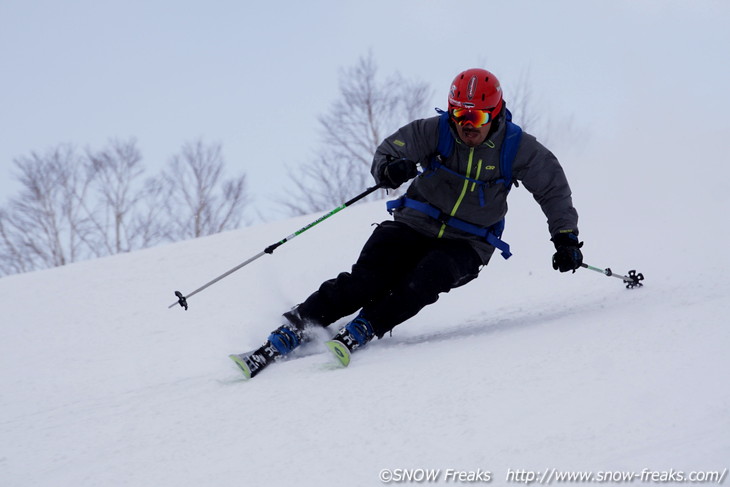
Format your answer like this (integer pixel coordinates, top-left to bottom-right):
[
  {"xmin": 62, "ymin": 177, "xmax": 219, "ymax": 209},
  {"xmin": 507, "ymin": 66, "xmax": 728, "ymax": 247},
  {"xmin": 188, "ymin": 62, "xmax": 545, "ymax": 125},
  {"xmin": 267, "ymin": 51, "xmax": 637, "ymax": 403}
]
[{"xmin": 387, "ymin": 108, "xmax": 523, "ymax": 259}]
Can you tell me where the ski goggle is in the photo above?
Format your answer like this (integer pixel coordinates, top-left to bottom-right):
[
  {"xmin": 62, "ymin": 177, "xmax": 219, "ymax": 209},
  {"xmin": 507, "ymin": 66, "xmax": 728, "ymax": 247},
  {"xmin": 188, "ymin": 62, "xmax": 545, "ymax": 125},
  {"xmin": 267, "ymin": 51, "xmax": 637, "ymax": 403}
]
[{"xmin": 450, "ymin": 107, "xmax": 496, "ymax": 127}]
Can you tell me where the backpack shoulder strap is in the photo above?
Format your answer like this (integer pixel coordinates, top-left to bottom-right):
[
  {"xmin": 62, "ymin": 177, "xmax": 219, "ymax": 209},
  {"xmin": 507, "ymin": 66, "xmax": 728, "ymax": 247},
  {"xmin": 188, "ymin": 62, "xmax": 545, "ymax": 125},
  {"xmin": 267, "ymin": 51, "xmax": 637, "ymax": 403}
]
[
  {"xmin": 434, "ymin": 107, "xmax": 522, "ymax": 190},
  {"xmin": 435, "ymin": 108, "xmax": 454, "ymax": 159},
  {"xmin": 500, "ymin": 108, "xmax": 523, "ymax": 189}
]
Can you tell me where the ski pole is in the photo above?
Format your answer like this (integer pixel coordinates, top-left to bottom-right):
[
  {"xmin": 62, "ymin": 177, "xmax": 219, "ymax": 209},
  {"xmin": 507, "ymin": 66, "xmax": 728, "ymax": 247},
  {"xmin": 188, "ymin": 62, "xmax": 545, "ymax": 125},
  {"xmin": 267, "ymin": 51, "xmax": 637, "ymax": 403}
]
[
  {"xmin": 168, "ymin": 183, "xmax": 384, "ymax": 310},
  {"xmin": 580, "ymin": 263, "xmax": 644, "ymax": 289}
]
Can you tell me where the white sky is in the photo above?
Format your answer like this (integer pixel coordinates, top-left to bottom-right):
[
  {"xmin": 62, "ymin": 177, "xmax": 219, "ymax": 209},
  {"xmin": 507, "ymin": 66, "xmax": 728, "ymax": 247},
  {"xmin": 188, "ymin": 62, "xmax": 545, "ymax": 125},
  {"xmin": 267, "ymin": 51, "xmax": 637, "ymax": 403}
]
[{"xmin": 1, "ymin": 0, "xmax": 729, "ymax": 221}]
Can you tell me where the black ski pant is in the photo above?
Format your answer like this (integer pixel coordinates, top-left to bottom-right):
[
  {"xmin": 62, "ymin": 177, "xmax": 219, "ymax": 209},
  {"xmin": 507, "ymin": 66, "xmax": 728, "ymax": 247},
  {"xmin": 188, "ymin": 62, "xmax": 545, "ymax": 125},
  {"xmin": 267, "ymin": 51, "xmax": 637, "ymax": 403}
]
[{"xmin": 295, "ymin": 220, "xmax": 483, "ymax": 338}]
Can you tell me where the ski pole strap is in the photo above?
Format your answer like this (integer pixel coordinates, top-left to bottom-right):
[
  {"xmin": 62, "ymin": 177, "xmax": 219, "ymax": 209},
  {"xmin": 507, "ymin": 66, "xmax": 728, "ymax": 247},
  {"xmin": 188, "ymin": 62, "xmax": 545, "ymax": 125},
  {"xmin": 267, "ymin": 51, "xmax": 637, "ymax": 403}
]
[{"xmin": 386, "ymin": 196, "xmax": 512, "ymax": 259}]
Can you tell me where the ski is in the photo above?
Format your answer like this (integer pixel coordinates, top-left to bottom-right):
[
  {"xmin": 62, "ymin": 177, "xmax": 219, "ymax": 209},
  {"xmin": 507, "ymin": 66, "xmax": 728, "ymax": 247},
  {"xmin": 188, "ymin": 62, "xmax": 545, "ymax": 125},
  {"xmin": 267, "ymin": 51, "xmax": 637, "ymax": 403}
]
[
  {"xmin": 228, "ymin": 354, "xmax": 253, "ymax": 379},
  {"xmin": 325, "ymin": 339, "xmax": 352, "ymax": 367},
  {"xmin": 228, "ymin": 344, "xmax": 277, "ymax": 379},
  {"xmin": 229, "ymin": 339, "xmax": 354, "ymax": 379},
  {"xmin": 228, "ymin": 353, "xmax": 262, "ymax": 379}
]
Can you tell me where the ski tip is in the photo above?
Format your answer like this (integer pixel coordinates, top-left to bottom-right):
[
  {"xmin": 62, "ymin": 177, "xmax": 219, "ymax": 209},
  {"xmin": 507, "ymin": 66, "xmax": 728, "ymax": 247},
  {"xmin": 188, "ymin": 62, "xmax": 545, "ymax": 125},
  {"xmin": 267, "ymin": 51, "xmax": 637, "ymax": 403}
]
[
  {"xmin": 228, "ymin": 354, "xmax": 253, "ymax": 379},
  {"xmin": 325, "ymin": 340, "xmax": 351, "ymax": 367}
]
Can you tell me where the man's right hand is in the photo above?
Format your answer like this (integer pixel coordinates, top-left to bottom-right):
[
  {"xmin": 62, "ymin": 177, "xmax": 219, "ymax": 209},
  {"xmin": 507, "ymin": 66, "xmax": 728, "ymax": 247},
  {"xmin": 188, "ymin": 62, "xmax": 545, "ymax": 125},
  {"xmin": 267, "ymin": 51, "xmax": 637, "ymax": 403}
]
[{"xmin": 379, "ymin": 158, "xmax": 417, "ymax": 189}]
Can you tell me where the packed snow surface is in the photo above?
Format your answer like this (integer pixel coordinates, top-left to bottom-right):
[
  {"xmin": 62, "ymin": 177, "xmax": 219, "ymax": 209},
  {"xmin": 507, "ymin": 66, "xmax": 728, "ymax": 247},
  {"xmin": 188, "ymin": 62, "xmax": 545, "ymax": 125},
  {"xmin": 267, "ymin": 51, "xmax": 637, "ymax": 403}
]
[{"xmin": 2, "ymin": 145, "xmax": 729, "ymax": 485}]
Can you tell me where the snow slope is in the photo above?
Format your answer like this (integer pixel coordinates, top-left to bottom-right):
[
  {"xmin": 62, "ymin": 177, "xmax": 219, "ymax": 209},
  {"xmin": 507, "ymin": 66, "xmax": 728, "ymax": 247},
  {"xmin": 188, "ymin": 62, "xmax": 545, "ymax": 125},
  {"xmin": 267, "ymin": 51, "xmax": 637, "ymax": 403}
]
[{"xmin": 1, "ymin": 141, "xmax": 729, "ymax": 486}]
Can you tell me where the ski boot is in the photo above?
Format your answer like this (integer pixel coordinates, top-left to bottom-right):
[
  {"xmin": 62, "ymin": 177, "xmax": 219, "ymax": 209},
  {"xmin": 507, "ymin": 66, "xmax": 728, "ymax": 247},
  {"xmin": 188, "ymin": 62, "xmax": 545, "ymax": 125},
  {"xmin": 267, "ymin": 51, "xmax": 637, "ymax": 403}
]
[
  {"xmin": 325, "ymin": 315, "xmax": 375, "ymax": 367},
  {"xmin": 229, "ymin": 310, "xmax": 307, "ymax": 379}
]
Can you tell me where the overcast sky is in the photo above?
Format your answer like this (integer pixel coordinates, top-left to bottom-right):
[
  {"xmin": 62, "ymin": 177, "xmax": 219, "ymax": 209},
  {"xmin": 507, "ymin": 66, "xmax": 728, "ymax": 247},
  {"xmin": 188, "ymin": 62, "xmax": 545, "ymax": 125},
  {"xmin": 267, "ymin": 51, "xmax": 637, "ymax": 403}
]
[{"xmin": 1, "ymin": 0, "xmax": 728, "ymax": 222}]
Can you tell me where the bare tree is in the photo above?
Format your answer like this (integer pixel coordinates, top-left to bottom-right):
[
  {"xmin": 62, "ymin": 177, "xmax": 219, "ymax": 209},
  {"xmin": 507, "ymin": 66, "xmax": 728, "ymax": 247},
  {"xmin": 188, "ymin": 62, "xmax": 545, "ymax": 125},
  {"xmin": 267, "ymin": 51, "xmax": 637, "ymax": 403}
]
[
  {"xmin": 160, "ymin": 139, "xmax": 249, "ymax": 240},
  {"xmin": 85, "ymin": 138, "xmax": 154, "ymax": 254},
  {"xmin": 505, "ymin": 68, "xmax": 543, "ymax": 137},
  {"xmin": 282, "ymin": 53, "xmax": 432, "ymax": 215},
  {"xmin": 0, "ymin": 145, "xmax": 95, "ymax": 273},
  {"xmin": 0, "ymin": 208, "xmax": 34, "ymax": 275},
  {"xmin": 0, "ymin": 137, "xmax": 252, "ymax": 276},
  {"xmin": 132, "ymin": 176, "xmax": 175, "ymax": 248}
]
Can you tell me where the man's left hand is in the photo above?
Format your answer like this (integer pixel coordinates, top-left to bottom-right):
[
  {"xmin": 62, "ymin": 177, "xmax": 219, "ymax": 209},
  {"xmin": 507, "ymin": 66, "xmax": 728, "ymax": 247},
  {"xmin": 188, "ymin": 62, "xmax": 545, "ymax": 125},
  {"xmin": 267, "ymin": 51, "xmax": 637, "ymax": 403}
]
[{"xmin": 551, "ymin": 232, "xmax": 583, "ymax": 273}]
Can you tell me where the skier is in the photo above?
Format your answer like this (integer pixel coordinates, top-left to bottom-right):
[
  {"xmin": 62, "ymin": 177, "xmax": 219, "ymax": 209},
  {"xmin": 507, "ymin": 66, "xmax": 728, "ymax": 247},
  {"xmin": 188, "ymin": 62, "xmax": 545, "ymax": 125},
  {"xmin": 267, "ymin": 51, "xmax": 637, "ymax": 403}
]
[{"xmin": 231, "ymin": 68, "xmax": 583, "ymax": 378}]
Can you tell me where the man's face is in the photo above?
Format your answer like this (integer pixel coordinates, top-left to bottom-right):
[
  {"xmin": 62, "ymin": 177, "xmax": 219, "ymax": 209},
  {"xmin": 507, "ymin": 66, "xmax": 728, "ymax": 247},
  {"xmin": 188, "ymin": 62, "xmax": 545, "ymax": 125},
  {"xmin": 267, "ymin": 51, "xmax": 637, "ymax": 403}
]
[{"xmin": 455, "ymin": 122, "xmax": 491, "ymax": 147}]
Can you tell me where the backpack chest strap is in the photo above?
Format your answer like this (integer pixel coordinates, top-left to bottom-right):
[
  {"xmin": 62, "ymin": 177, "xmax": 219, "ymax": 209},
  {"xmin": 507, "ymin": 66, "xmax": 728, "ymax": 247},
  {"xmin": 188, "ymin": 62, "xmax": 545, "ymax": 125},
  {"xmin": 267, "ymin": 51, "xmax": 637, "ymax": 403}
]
[{"xmin": 387, "ymin": 196, "xmax": 512, "ymax": 259}]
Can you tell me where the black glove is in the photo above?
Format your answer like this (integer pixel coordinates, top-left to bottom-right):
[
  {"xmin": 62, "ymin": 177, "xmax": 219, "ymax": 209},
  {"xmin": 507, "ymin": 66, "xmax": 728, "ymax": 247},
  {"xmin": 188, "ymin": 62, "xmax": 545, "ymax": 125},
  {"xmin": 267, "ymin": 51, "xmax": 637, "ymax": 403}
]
[
  {"xmin": 379, "ymin": 158, "xmax": 417, "ymax": 189},
  {"xmin": 551, "ymin": 232, "xmax": 584, "ymax": 273}
]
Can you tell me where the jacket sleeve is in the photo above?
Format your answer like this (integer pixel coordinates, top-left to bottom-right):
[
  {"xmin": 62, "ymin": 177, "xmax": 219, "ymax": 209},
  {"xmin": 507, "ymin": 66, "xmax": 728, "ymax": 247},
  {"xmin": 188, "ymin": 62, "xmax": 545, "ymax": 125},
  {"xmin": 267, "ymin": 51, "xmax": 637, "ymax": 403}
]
[
  {"xmin": 514, "ymin": 134, "xmax": 579, "ymax": 237},
  {"xmin": 371, "ymin": 117, "xmax": 440, "ymax": 185}
]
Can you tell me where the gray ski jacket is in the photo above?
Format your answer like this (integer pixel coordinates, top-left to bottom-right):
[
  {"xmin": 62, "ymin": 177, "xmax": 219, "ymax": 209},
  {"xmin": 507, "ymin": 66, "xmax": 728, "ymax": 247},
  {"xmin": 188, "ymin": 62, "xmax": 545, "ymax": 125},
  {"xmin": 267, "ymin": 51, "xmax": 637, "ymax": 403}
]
[{"xmin": 371, "ymin": 112, "xmax": 579, "ymax": 264}]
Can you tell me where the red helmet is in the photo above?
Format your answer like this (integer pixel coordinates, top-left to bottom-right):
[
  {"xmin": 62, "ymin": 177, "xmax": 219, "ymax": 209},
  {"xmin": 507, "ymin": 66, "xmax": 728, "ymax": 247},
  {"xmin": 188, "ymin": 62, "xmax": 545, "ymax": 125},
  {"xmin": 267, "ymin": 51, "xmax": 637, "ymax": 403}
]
[{"xmin": 448, "ymin": 68, "xmax": 503, "ymax": 114}]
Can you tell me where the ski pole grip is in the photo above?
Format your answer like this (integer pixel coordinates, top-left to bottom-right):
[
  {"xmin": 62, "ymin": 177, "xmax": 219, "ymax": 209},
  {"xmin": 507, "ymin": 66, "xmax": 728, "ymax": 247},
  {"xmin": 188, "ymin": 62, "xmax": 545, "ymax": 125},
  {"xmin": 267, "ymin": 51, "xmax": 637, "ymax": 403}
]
[{"xmin": 265, "ymin": 241, "xmax": 284, "ymax": 254}]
